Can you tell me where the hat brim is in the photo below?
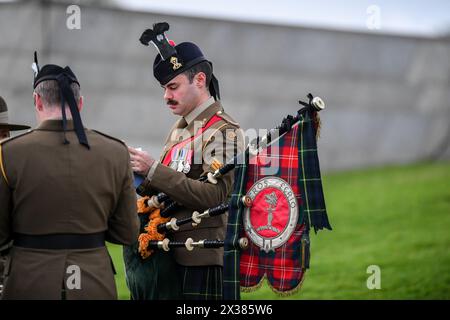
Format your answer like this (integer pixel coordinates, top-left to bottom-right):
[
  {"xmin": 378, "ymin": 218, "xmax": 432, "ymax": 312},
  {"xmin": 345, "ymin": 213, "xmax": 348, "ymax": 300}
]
[{"xmin": 0, "ymin": 123, "xmax": 31, "ymax": 131}]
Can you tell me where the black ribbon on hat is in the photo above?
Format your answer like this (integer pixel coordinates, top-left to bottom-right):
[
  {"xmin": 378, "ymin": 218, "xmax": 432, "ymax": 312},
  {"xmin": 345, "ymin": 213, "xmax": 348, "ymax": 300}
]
[
  {"xmin": 32, "ymin": 52, "xmax": 89, "ymax": 148},
  {"xmin": 55, "ymin": 70, "xmax": 89, "ymax": 148},
  {"xmin": 210, "ymin": 72, "xmax": 220, "ymax": 101}
]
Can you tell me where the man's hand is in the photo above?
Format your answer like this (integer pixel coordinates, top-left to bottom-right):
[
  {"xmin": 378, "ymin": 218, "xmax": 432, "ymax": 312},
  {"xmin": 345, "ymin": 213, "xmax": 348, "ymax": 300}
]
[{"xmin": 128, "ymin": 146, "xmax": 155, "ymax": 176}]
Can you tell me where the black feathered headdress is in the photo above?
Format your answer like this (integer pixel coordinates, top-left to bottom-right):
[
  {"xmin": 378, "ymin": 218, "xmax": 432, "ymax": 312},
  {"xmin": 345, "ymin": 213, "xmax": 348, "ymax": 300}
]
[{"xmin": 140, "ymin": 22, "xmax": 220, "ymax": 100}]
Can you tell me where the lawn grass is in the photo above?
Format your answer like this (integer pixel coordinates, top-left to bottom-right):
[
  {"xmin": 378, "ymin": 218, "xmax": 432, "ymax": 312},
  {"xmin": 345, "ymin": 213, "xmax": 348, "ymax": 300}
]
[{"xmin": 108, "ymin": 161, "xmax": 450, "ymax": 300}]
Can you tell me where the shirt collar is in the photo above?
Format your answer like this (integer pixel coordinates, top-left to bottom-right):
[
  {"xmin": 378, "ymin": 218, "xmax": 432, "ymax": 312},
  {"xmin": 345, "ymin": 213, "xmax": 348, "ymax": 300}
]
[
  {"xmin": 183, "ymin": 96, "xmax": 215, "ymax": 126},
  {"xmin": 35, "ymin": 119, "xmax": 76, "ymax": 131}
]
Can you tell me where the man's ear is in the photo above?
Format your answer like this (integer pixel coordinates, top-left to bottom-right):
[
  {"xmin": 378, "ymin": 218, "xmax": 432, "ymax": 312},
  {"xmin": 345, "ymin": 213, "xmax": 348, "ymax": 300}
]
[
  {"xmin": 78, "ymin": 96, "xmax": 84, "ymax": 113},
  {"xmin": 195, "ymin": 72, "xmax": 206, "ymax": 89},
  {"xmin": 34, "ymin": 92, "xmax": 44, "ymax": 112}
]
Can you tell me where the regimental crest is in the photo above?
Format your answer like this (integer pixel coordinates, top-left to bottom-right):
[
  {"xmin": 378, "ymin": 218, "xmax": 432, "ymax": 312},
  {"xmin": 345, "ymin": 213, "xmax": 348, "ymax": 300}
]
[
  {"xmin": 243, "ymin": 177, "xmax": 299, "ymax": 253},
  {"xmin": 170, "ymin": 56, "xmax": 182, "ymax": 70}
]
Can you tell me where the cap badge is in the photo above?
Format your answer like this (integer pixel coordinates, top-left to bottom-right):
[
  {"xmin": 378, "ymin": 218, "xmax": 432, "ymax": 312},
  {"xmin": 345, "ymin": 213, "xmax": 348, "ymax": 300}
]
[{"xmin": 170, "ymin": 56, "xmax": 182, "ymax": 70}]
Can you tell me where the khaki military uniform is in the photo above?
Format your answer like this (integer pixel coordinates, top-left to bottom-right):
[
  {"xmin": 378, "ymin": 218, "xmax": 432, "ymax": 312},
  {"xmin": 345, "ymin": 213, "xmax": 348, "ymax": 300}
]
[
  {"xmin": 140, "ymin": 99, "xmax": 244, "ymax": 266},
  {"xmin": 0, "ymin": 120, "xmax": 139, "ymax": 300}
]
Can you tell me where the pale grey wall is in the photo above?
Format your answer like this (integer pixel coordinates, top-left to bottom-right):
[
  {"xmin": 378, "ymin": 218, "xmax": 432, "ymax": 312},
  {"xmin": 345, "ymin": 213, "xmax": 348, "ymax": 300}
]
[{"xmin": 1, "ymin": 1, "xmax": 449, "ymax": 171}]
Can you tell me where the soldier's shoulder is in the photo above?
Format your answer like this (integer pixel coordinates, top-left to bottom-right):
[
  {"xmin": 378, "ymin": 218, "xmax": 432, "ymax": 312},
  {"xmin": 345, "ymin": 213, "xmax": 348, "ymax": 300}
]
[
  {"xmin": 215, "ymin": 109, "xmax": 240, "ymax": 128},
  {"xmin": 202, "ymin": 109, "xmax": 244, "ymax": 147},
  {"xmin": 0, "ymin": 129, "xmax": 35, "ymax": 147},
  {"xmin": 90, "ymin": 129, "xmax": 127, "ymax": 148}
]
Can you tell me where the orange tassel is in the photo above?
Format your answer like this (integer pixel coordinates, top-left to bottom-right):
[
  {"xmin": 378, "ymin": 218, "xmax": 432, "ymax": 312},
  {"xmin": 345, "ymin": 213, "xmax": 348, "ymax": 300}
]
[
  {"xmin": 137, "ymin": 208, "xmax": 171, "ymax": 259},
  {"xmin": 137, "ymin": 196, "xmax": 152, "ymax": 215}
]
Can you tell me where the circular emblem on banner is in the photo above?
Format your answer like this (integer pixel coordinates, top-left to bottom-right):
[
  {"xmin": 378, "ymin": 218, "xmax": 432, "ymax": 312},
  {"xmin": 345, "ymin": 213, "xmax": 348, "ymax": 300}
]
[{"xmin": 243, "ymin": 177, "xmax": 298, "ymax": 252}]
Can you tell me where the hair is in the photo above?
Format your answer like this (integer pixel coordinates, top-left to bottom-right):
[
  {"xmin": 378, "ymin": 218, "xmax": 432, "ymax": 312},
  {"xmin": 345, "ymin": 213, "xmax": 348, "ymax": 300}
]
[
  {"xmin": 34, "ymin": 80, "xmax": 80, "ymax": 108},
  {"xmin": 184, "ymin": 61, "xmax": 212, "ymax": 88}
]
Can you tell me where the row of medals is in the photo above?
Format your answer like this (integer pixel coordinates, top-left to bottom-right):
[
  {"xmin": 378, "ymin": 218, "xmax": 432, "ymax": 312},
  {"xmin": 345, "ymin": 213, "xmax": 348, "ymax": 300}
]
[{"xmin": 169, "ymin": 147, "xmax": 191, "ymax": 174}]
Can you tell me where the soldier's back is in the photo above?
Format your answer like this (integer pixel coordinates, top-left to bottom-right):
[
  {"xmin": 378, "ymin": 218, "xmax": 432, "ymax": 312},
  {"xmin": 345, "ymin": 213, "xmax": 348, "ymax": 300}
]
[
  {"xmin": 1, "ymin": 125, "xmax": 129, "ymax": 235},
  {"xmin": 0, "ymin": 121, "xmax": 138, "ymax": 299}
]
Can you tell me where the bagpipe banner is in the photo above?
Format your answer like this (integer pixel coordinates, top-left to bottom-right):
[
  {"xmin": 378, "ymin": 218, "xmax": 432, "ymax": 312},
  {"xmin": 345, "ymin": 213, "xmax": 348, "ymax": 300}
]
[{"xmin": 223, "ymin": 107, "xmax": 332, "ymax": 299}]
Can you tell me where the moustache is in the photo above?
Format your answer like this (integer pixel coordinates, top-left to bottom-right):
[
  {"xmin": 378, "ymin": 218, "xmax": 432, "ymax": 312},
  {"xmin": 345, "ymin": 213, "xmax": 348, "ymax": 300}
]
[{"xmin": 167, "ymin": 99, "xmax": 178, "ymax": 106}]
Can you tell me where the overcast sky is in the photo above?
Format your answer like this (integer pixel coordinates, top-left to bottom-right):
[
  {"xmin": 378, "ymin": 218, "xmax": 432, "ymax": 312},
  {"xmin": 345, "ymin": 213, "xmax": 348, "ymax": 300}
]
[{"xmin": 115, "ymin": 0, "xmax": 450, "ymax": 37}]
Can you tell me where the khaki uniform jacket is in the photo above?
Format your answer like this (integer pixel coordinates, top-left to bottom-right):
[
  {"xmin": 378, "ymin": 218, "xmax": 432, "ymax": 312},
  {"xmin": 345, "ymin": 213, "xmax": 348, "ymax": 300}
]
[
  {"xmin": 140, "ymin": 100, "xmax": 243, "ymax": 267},
  {"xmin": 0, "ymin": 120, "xmax": 139, "ymax": 300}
]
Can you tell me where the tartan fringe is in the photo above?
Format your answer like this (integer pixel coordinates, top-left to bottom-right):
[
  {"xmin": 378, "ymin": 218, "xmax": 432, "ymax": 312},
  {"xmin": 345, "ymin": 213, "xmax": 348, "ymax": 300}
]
[
  {"xmin": 240, "ymin": 272, "xmax": 307, "ymax": 297},
  {"xmin": 268, "ymin": 271, "xmax": 307, "ymax": 297},
  {"xmin": 240, "ymin": 275, "xmax": 265, "ymax": 293},
  {"xmin": 310, "ymin": 211, "xmax": 333, "ymax": 233}
]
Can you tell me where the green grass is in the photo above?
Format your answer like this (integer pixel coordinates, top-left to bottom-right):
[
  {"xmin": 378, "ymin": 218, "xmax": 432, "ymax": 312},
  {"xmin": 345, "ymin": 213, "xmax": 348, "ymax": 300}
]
[
  {"xmin": 108, "ymin": 244, "xmax": 130, "ymax": 300},
  {"xmin": 108, "ymin": 161, "xmax": 450, "ymax": 300}
]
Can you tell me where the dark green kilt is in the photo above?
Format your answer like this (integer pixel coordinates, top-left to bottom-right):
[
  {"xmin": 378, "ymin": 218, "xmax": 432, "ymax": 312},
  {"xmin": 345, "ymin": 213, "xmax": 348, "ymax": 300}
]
[
  {"xmin": 123, "ymin": 241, "xmax": 182, "ymax": 300},
  {"xmin": 178, "ymin": 265, "xmax": 223, "ymax": 300}
]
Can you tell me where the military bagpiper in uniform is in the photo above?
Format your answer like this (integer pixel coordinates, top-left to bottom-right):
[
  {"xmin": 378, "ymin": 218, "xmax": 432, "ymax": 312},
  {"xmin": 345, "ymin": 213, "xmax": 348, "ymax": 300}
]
[
  {"xmin": 0, "ymin": 96, "xmax": 30, "ymax": 297},
  {"xmin": 124, "ymin": 23, "xmax": 244, "ymax": 300},
  {"xmin": 0, "ymin": 63, "xmax": 139, "ymax": 299}
]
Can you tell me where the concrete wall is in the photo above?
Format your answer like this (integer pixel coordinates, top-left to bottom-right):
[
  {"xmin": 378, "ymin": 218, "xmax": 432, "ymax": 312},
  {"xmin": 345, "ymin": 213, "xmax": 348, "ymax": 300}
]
[{"xmin": 1, "ymin": 1, "xmax": 449, "ymax": 171}]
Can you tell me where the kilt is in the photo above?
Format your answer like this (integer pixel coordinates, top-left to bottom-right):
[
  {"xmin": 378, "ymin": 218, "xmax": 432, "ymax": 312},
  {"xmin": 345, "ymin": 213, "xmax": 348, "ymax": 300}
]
[
  {"xmin": 177, "ymin": 264, "xmax": 223, "ymax": 300},
  {"xmin": 123, "ymin": 242, "xmax": 182, "ymax": 300},
  {"xmin": 124, "ymin": 208, "xmax": 182, "ymax": 300}
]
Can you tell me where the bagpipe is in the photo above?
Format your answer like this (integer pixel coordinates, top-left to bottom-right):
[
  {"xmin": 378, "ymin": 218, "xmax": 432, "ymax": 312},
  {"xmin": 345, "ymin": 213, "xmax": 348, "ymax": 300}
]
[{"xmin": 134, "ymin": 93, "xmax": 331, "ymax": 298}]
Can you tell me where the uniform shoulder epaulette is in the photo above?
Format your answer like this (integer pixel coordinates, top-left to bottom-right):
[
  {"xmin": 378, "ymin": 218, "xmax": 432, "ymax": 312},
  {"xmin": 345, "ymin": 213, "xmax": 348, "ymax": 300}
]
[
  {"xmin": 91, "ymin": 129, "xmax": 126, "ymax": 146},
  {"xmin": 0, "ymin": 129, "xmax": 34, "ymax": 146},
  {"xmin": 202, "ymin": 111, "xmax": 242, "ymax": 149},
  {"xmin": 215, "ymin": 110, "xmax": 240, "ymax": 127}
]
